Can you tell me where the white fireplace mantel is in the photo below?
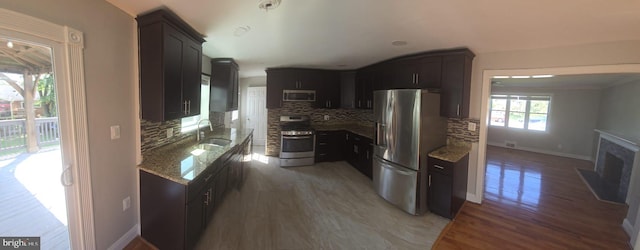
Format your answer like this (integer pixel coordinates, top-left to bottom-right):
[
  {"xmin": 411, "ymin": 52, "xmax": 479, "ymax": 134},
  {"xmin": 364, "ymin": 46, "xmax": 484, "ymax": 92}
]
[{"xmin": 595, "ymin": 129, "xmax": 640, "ymax": 153}]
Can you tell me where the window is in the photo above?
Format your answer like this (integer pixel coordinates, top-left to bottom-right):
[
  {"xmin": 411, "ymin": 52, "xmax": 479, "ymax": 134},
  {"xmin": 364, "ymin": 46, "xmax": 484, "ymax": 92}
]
[
  {"xmin": 231, "ymin": 110, "xmax": 238, "ymax": 121},
  {"xmin": 181, "ymin": 75, "xmax": 211, "ymax": 132},
  {"xmin": 490, "ymin": 94, "xmax": 550, "ymax": 131}
]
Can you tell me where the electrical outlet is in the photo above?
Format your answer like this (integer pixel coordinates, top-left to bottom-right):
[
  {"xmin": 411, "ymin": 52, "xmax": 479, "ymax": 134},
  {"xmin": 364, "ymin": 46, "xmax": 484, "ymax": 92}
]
[
  {"xmin": 122, "ymin": 196, "xmax": 131, "ymax": 211},
  {"xmin": 324, "ymin": 115, "xmax": 330, "ymax": 120},
  {"xmin": 110, "ymin": 125, "xmax": 120, "ymax": 140},
  {"xmin": 166, "ymin": 128, "xmax": 173, "ymax": 138},
  {"xmin": 467, "ymin": 122, "xmax": 476, "ymax": 131}
]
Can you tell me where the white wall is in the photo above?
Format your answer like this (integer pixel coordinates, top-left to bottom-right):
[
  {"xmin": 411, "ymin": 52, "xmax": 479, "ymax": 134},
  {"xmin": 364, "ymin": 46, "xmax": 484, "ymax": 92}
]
[
  {"xmin": 468, "ymin": 40, "xmax": 640, "ymax": 199},
  {"xmin": 0, "ymin": 1, "xmax": 138, "ymax": 249},
  {"xmin": 488, "ymin": 87, "xmax": 601, "ymax": 159},
  {"xmin": 597, "ymin": 81, "xmax": 640, "ymax": 139}
]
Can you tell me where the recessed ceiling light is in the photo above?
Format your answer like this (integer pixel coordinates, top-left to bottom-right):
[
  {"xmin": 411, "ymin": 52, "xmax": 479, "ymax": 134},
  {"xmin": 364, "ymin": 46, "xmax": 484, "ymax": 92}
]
[
  {"xmin": 492, "ymin": 76, "xmax": 509, "ymax": 79},
  {"xmin": 258, "ymin": 0, "xmax": 281, "ymax": 11},
  {"xmin": 6, "ymin": 41, "xmax": 13, "ymax": 48},
  {"xmin": 511, "ymin": 75, "xmax": 531, "ymax": 79},
  {"xmin": 391, "ymin": 40, "xmax": 408, "ymax": 46},
  {"xmin": 532, "ymin": 75, "xmax": 554, "ymax": 78},
  {"xmin": 234, "ymin": 26, "xmax": 251, "ymax": 37}
]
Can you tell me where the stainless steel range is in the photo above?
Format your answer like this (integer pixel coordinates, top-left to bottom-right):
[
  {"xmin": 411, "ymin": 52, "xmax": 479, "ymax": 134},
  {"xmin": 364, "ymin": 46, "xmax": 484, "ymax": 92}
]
[{"xmin": 279, "ymin": 115, "xmax": 315, "ymax": 167}]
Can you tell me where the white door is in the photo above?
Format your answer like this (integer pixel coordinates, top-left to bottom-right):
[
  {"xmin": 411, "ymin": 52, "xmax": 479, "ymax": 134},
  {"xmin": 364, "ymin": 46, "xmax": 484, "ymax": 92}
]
[
  {"xmin": 245, "ymin": 86, "xmax": 267, "ymax": 145},
  {"xmin": 0, "ymin": 9, "xmax": 95, "ymax": 249}
]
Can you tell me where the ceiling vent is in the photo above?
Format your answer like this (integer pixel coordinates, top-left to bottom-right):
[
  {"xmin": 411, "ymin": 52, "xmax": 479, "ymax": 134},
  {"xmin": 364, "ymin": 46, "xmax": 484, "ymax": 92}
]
[{"xmin": 258, "ymin": 0, "xmax": 281, "ymax": 11}]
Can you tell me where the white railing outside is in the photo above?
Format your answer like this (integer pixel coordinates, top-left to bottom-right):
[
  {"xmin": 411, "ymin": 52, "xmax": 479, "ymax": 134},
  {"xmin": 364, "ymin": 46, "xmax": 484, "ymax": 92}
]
[{"xmin": 0, "ymin": 118, "xmax": 60, "ymax": 154}]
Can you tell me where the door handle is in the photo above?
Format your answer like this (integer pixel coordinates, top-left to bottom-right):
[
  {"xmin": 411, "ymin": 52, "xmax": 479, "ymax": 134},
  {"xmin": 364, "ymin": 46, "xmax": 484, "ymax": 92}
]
[
  {"xmin": 376, "ymin": 158, "xmax": 414, "ymax": 175},
  {"xmin": 434, "ymin": 165, "xmax": 444, "ymax": 170},
  {"xmin": 416, "ymin": 73, "xmax": 419, "ymax": 84},
  {"xmin": 60, "ymin": 164, "xmax": 73, "ymax": 186}
]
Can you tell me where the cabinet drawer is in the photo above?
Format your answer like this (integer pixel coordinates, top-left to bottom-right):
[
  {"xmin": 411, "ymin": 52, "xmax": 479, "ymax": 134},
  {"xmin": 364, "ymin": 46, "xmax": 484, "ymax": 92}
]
[{"xmin": 428, "ymin": 157, "xmax": 453, "ymax": 176}]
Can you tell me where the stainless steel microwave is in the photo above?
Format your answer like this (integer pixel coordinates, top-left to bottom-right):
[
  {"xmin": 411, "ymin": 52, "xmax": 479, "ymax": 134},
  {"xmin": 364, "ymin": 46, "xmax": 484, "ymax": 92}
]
[{"xmin": 283, "ymin": 89, "xmax": 316, "ymax": 101}]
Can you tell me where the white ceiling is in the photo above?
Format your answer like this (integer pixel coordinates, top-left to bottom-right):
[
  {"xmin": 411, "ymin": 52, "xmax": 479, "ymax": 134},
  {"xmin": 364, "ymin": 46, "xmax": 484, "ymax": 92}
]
[
  {"xmin": 491, "ymin": 73, "xmax": 640, "ymax": 90},
  {"xmin": 105, "ymin": 0, "xmax": 640, "ymax": 78}
]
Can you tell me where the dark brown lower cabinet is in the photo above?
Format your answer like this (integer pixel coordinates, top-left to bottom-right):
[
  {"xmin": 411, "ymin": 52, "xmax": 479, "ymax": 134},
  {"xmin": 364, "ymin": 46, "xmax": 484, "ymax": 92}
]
[
  {"xmin": 344, "ymin": 131, "xmax": 373, "ymax": 179},
  {"xmin": 140, "ymin": 135, "xmax": 252, "ymax": 249},
  {"xmin": 427, "ymin": 154, "xmax": 469, "ymax": 219},
  {"xmin": 315, "ymin": 130, "xmax": 345, "ymax": 162}
]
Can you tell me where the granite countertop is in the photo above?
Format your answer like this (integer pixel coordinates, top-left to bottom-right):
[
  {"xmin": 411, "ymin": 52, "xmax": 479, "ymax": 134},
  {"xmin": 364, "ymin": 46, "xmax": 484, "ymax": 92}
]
[
  {"xmin": 313, "ymin": 124, "xmax": 374, "ymax": 139},
  {"xmin": 428, "ymin": 144, "xmax": 471, "ymax": 163},
  {"xmin": 138, "ymin": 128, "xmax": 253, "ymax": 185}
]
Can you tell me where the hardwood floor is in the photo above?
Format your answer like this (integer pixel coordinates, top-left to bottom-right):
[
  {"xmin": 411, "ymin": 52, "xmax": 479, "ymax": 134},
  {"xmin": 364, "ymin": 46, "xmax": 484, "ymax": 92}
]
[{"xmin": 434, "ymin": 146, "xmax": 630, "ymax": 249}]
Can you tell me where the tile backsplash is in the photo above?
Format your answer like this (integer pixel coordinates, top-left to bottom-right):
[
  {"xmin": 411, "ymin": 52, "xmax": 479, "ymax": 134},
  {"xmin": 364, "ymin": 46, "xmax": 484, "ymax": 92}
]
[
  {"xmin": 141, "ymin": 103, "xmax": 479, "ymax": 156},
  {"xmin": 447, "ymin": 118, "xmax": 480, "ymax": 143},
  {"xmin": 266, "ymin": 102, "xmax": 373, "ymax": 156},
  {"xmin": 140, "ymin": 111, "xmax": 226, "ymax": 153}
]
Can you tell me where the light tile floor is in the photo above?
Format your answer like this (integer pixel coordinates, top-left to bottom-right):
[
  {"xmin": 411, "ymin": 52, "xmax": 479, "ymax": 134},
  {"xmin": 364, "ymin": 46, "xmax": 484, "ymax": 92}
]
[{"xmin": 195, "ymin": 146, "xmax": 449, "ymax": 249}]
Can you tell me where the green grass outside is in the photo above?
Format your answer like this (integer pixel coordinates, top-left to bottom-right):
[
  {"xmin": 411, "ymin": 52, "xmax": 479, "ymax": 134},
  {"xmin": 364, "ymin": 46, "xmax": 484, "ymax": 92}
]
[{"xmin": 0, "ymin": 136, "xmax": 61, "ymax": 158}]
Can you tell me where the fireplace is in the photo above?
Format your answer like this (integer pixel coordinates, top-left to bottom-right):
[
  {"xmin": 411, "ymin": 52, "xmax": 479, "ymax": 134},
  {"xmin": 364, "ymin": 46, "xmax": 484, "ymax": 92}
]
[
  {"xmin": 594, "ymin": 136, "xmax": 636, "ymax": 202},
  {"xmin": 592, "ymin": 129, "xmax": 640, "ymax": 243}
]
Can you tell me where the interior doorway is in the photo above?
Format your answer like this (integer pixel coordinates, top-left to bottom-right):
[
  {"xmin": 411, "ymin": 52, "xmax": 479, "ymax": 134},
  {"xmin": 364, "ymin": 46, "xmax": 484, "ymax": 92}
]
[{"xmin": 245, "ymin": 86, "xmax": 267, "ymax": 146}]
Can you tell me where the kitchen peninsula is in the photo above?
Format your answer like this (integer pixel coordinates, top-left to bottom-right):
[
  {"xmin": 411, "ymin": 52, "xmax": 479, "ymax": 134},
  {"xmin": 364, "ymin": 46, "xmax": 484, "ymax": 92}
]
[{"xmin": 138, "ymin": 128, "xmax": 253, "ymax": 249}]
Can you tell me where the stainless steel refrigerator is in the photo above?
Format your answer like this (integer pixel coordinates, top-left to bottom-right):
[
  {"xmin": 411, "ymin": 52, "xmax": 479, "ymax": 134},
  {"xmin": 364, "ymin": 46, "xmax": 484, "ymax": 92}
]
[{"xmin": 373, "ymin": 89, "xmax": 447, "ymax": 215}]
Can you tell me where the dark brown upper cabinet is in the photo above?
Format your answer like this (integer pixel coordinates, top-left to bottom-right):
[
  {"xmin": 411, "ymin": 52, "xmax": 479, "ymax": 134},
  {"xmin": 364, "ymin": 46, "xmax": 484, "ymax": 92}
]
[
  {"xmin": 265, "ymin": 68, "xmax": 336, "ymax": 108},
  {"xmin": 387, "ymin": 56, "xmax": 442, "ymax": 89},
  {"xmin": 440, "ymin": 50, "xmax": 474, "ymax": 118},
  {"xmin": 210, "ymin": 58, "xmax": 239, "ymax": 112},
  {"xmin": 137, "ymin": 9, "xmax": 205, "ymax": 122},
  {"xmin": 355, "ymin": 67, "xmax": 377, "ymax": 109},
  {"xmin": 315, "ymin": 70, "xmax": 341, "ymax": 109}
]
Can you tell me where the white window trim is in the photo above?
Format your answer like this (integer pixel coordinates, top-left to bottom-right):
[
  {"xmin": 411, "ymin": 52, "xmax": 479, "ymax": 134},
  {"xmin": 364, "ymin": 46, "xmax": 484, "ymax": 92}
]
[{"xmin": 489, "ymin": 93, "xmax": 552, "ymax": 132}]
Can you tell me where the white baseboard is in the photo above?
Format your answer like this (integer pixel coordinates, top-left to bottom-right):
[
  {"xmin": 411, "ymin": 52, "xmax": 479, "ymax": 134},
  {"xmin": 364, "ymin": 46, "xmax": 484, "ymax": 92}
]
[
  {"xmin": 466, "ymin": 192, "xmax": 481, "ymax": 204},
  {"xmin": 624, "ymin": 218, "xmax": 634, "ymax": 237},
  {"xmin": 487, "ymin": 142, "xmax": 593, "ymax": 161},
  {"xmin": 108, "ymin": 224, "xmax": 139, "ymax": 250}
]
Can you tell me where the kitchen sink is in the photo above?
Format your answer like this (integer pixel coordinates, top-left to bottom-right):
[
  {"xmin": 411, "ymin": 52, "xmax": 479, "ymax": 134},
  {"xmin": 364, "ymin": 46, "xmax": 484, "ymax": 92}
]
[
  {"xmin": 200, "ymin": 138, "xmax": 232, "ymax": 147},
  {"xmin": 196, "ymin": 143, "xmax": 222, "ymax": 151}
]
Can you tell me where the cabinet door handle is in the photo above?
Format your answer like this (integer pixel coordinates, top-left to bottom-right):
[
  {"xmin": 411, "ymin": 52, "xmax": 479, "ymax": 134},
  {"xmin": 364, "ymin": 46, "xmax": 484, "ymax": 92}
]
[
  {"xmin": 204, "ymin": 191, "xmax": 210, "ymax": 205},
  {"xmin": 183, "ymin": 100, "xmax": 188, "ymax": 114},
  {"xmin": 457, "ymin": 104, "xmax": 460, "ymax": 116},
  {"xmin": 353, "ymin": 145, "xmax": 358, "ymax": 153},
  {"xmin": 434, "ymin": 165, "xmax": 444, "ymax": 170},
  {"xmin": 358, "ymin": 100, "xmax": 361, "ymax": 107},
  {"xmin": 428, "ymin": 174, "xmax": 431, "ymax": 187},
  {"xmin": 416, "ymin": 74, "xmax": 419, "ymax": 84},
  {"xmin": 366, "ymin": 150, "xmax": 369, "ymax": 159},
  {"xmin": 188, "ymin": 100, "xmax": 191, "ymax": 114}
]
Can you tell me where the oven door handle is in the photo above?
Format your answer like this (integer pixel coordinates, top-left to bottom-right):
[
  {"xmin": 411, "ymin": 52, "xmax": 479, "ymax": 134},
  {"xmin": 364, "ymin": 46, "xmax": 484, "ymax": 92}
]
[{"xmin": 282, "ymin": 135, "xmax": 314, "ymax": 140}]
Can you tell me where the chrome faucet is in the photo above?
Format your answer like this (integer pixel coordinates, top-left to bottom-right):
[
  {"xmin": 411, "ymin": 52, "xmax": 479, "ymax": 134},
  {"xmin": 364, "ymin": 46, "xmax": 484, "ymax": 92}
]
[{"xmin": 196, "ymin": 119, "xmax": 213, "ymax": 141}]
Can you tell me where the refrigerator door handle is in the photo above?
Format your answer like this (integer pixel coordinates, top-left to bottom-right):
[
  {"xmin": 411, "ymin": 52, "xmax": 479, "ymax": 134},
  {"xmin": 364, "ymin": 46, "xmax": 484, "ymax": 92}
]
[
  {"xmin": 377, "ymin": 158, "xmax": 414, "ymax": 175},
  {"xmin": 375, "ymin": 122, "xmax": 386, "ymax": 146}
]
